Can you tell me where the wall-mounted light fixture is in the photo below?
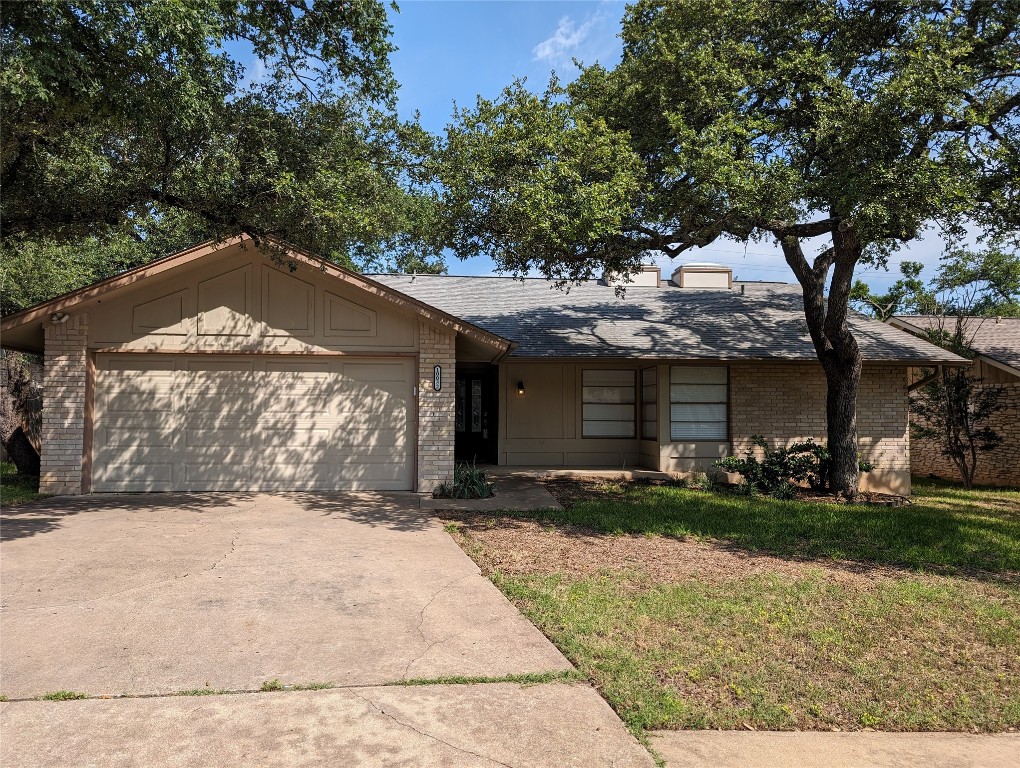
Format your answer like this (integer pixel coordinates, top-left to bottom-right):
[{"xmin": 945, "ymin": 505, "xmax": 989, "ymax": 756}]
[
  {"xmin": 50, "ymin": 312, "xmax": 69, "ymax": 324},
  {"xmin": 516, "ymin": 380, "xmax": 526, "ymax": 397}
]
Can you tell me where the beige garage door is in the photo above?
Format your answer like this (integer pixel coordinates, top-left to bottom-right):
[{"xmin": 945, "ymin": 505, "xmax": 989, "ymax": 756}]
[{"xmin": 93, "ymin": 354, "xmax": 414, "ymax": 492}]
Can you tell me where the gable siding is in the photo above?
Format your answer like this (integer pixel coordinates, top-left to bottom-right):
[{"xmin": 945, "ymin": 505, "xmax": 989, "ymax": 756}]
[{"xmin": 87, "ymin": 245, "xmax": 417, "ymax": 354}]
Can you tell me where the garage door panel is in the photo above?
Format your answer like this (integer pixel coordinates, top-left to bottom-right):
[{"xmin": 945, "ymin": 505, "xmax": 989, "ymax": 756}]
[
  {"xmin": 101, "ymin": 391, "xmax": 175, "ymax": 413},
  {"xmin": 182, "ymin": 461, "xmax": 253, "ymax": 485},
  {"xmin": 102, "ymin": 356, "xmax": 177, "ymax": 372},
  {"xmin": 259, "ymin": 461, "xmax": 336, "ymax": 487},
  {"xmin": 340, "ymin": 412, "xmax": 407, "ymax": 432},
  {"xmin": 101, "ymin": 427, "xmax": 175, "ymax": 448},
  {"xmin": 342, "ymin": 463, "xmax": 410, "ymax": 483},
  {"xmin": 260, "ymin": 428, "xmax": 333, "ymax": 449},
  {"xmin": 94, "ymin": 354, "xmax": 413, "ymax": 492},
  {"xmin": 260, "ymin": 397, "xmax": 332, "ymax": 417},
  {"xmin": 183, "ymin": 428, "xmax": 256, "ymax": 448},
  {"xmin": 342, "ymin": 428, "xmax": 407, "ymax": 448},
  {"xmin": 343, "ymin": 362, "xmax": 411, "ymax": 382},
  {"xmin": 96, "ymin": 461, "xmax": 175, "ymax": 485}
]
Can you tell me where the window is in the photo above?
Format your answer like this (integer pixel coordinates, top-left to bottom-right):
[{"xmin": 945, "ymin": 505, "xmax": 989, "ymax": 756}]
[
  {"xmin": 640, "ymin": 367, "xmax": 657, "ymax": 439},
  {"xmin": 582, "ymin": 369, "xmax": 636, "ymax": 438},
  {"xmin": 669, "ymin": 367, "xmax": 727, "ymax": 441}
]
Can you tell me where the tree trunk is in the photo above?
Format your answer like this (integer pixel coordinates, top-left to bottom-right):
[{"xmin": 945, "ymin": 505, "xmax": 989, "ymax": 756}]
[
  {"xmin": 780, "ymin": 223, "xmax": 865, "ymax": 498},
  {"xmin": 3, "ymin": 427, "xmax": 40, "ymax": 477},
  {"xmin": 821, "ymin": 356, "xmax": 862, "ymax": 496}
]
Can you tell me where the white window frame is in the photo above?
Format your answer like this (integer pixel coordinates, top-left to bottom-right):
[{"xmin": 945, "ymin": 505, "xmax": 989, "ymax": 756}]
[
  {"xmin": 640, "ymin": 366, "xmax": 657, "ymax": 440},
  {"xmin": 669, "ymin": 366, "xmax": 728, "ymax": 441},
  {"xmin": 582, "ymin": 369, "xmax": 637, "ymax": 439}
]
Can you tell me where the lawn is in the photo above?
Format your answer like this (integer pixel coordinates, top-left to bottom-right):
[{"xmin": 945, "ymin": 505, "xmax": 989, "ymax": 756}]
[
  {"xmin": 0, "ymin": 462, "xmax": 45, "ymax": 507},
  {"xmin": 442, "ymin": 479, "xmax": 1020, "ymax": 733}
]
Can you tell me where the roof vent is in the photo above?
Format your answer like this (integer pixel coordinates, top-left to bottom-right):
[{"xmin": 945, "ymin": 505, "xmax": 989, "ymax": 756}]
[
  {"xmin": 671, "ymin": 262, "xmax": 732, "ymax": 289},
  {"xmin": 602, "ymin": 264, "xmax": 662, "ymax": 288}
]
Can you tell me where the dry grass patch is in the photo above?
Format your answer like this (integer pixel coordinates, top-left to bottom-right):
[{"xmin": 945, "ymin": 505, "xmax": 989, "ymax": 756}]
[{"xmin": 439, "ymin": 479, "xmax": 1020, "ymax": 733}]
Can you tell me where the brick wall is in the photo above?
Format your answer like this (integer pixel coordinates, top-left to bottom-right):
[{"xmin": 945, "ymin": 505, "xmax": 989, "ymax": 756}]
[
  {"xmin": 729, "ymin": 363, "xmax": 910, "ymax": 494},
  {"xmin": 40, "ymin": 313, "xmax": 89, "ymax": 495},
  {"xmin": 911, "ymin": 382, "xmax": 1020, "ymax": 487},
  {"xmin": 417, "ymin": 321, "xmax": 455, "ymax": 492}
]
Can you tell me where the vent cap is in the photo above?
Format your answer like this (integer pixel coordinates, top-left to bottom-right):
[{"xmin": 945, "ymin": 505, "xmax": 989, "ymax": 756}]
[{"xmin": 671, "ymin": 262, "xmax": 732, "ymax": 289}]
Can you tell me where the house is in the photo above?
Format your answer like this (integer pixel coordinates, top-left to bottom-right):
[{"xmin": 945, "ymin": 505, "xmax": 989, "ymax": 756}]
[
  {"xmin": 0, "ymin": 237, "xmax": 964, "ymax": 497},
  {"xmin": 888, "ymin": 315, "xmax": 1020, "ymax": 486}
]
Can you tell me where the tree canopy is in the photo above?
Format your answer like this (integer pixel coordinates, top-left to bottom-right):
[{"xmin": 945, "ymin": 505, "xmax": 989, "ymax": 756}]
[
  {"xmin": 433, "ymin": 0, "xmax": 1020, "ymax": 494},
  {"xmin": 852, "ymin": 247, "xmax": 1020, "ymax": 322},
  {"xmin": 1, "ymin": 0, "xmax": 437, "ymax": 291}
]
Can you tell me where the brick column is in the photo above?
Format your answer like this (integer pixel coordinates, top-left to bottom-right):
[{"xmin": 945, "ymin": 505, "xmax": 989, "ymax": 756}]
[
  {"xmin": 40, "ymin": 313, "xmax": 89, "ymax": 495},
  {"xmin": 417, "ymin": 321, "xmax": 455, "ymax": 492}
]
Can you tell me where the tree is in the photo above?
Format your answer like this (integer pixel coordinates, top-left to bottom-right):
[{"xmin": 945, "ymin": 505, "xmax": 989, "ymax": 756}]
[
  {"xmin": 0, "ymin": 351, "xmax": 42, "ymax": 477},
  {"xmin": 932, "ymin": 246, "xmax": 1020, "ymax": 316},
  {"xmin": 909, "ymin": 315, "xmax": 1004, "ymax": 489},
  {"xmin": 433, "ymin": 0, "xmax": 1020, "ymax": 496},
  {"xmin": 1, "ymin": 0, "xmax": 436, "ymax": 276},
  {"xmin": 850, "ymin": 261, "xmax": 934, "ymax": 321},
  {"xmin": 851, "ymin": 247, "xmax": 1020, "ymax": 322}
]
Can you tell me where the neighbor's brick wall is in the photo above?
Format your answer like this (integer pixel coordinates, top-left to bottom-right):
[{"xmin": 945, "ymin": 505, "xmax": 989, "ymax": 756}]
[
  {"xmin": 911, "ymin": 382, "xmax": 1020, "ymax": 487},
  {"xmin": 417, "ymin": 321, "xmax": 455, "ymax": 492},
  {"xmin": 40, "ymin": 313, "xmax": 89, "ymax": 495},
  {"xmin": 729, "ymin": 363, "xmax": 910, "ymax": 494}
]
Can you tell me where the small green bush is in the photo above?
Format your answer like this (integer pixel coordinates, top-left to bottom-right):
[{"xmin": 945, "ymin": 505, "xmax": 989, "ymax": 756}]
[
  {"xmin": 714, "ymin": 436, "xmax": 873, "ymax": 496},
  {"xmin": 432, "ymin": 462, "xmax": 496, "ymax": 499}
]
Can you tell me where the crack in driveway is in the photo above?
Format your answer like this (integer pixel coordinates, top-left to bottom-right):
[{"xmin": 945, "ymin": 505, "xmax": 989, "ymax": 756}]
[
  {"xmin": 402, "ymin": 573, "xmax": 475, "ymax": 680},
  {"xmin": 350, "ymin": 688, "xmax": 517, "ymax": 768}
]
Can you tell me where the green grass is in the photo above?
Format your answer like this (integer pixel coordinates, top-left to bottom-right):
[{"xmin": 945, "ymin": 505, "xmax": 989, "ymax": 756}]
[
  {"xmin": 390, "ymin": 670, "xmax": 585, "ymax": 687},
  {"xmin": 0, "ymin": 462, "xmax": 45, "ymax": 507},
  {"xmin": 496, "ymin": 570, "xmax": 1020, "ymax": 732},
  {"xmin": 260, "ymin": 678, "xmax": 284, "ymax": 692},
  {"xmin": 498, "ymin": 479, "xmax": 1020, "ymax": 575},
  {"xmin": 39, "ymin": 691, "xmax": 89, "ymax": 701},
  {"xmin": 454, "ymin": 479, "xmax": 1020, "ymax": 733}
]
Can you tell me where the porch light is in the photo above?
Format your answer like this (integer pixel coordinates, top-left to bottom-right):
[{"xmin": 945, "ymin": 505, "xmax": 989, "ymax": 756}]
[{"xmin": 516, "ymin": 380, "xmax": 526, "ymax": 397}]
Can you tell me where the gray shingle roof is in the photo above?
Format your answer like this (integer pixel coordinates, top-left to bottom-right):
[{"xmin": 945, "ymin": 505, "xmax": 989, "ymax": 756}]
[
  {"xmin": 891, "ymin": 315, "xmax": 1020, "ymax": 372},
  {"xmin": 372, "ymin": 274, "xmax": 965, "ymax": 363}
]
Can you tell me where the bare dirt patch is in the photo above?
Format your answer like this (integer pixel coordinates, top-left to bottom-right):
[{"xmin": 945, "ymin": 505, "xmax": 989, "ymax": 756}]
[{"xmin": 440, "ymin": 512, "xmax": 914, "ymax": 589}]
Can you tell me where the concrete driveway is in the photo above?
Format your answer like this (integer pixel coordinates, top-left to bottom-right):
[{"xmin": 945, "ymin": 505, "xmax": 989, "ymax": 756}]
[{"xmin": 0, "ymin": 493, "xmax": 653, "ymax": 768}]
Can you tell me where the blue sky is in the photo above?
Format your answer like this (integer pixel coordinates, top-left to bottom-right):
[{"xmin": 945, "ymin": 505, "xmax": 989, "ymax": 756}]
[
  {"xmin": 237, "ymin": 1, "xmax": 955, "ymax": 289},
  {"xmin": 384, "ymin": 1, "xmax": 955, "ymax": 289}
]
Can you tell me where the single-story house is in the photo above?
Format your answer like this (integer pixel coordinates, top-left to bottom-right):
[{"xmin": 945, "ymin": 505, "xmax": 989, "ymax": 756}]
[
  {"xmin": 888, "ymin": 315, "xmax": 1020, "ymax": 486},
  {"xmin": 0, "ymin": 237, "xmax": 964, "ymax": 497}
]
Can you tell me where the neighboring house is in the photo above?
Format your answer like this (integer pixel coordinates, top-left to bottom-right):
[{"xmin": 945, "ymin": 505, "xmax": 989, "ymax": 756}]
[
  {"xmin": 888, "ymin": 315, "xmax": 1020, "ymax": 487},
  {"xmin": 0, "ymin": 237, "xmax": 963, "ymax": 497}
]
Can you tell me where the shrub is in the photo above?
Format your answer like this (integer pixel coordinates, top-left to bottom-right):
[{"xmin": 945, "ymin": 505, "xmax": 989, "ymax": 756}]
[
  {"xmin": 432, "ymin": 462, "xmax": 496, "ymax": 499},
  {"xmin": 715, "ymin": 436, "xmax": 873, "ymax": 496}
]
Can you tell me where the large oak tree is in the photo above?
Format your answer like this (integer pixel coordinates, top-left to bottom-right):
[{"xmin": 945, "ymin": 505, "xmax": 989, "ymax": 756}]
[
  {"xmin": 1, "ymin": 0, "xmax": 437, "ymax": 308},
  {"xmin": 433, "ymin": 0, "xmax": 1020, "ymax": 495}
]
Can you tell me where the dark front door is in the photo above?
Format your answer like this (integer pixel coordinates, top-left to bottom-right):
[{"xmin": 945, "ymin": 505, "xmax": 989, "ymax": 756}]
[{"xmin": 455, "ymin": 366, "xmax": 498, "ymax": 464}]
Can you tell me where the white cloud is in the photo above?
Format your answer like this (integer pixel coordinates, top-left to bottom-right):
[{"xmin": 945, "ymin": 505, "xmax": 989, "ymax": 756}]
[
  {"xmin": 532, "ymin": 4, "xmax": 623, "ymax": 69},
  {"xmin": 533, "ymin": 15, "xmax": 598, "ymax": 63}
]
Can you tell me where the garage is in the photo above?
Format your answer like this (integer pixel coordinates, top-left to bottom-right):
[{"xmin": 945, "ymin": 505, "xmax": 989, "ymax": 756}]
[
  {"xmin": 1, "ymin": 237, "xmax": 512, "ymax": 496},
  {"xmin": 92, "ymin": 354, "xmax": 414, "ymax": 492}
]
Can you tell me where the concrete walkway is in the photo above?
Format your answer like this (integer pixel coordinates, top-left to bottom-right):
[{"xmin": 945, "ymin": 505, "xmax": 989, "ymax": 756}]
[
  {"xmin": 1, "ymin": 492, "xmax": 653, "ymax": 767},
  {"xmin": 2, "ymin": 684, "xmax": 652, "ymax": 768},
  {"xmin": 650, "ymin": 731, "xmax": 1020, "ymax": 768},
  {"xmin": 420, "ymin": 472, "xmax": 563, "ymax": 512}
]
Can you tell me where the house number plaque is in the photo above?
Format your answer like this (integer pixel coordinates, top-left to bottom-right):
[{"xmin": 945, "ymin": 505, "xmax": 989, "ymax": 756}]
[{"xmin": 433, "ymin": 365, "xmax": 442, "ymax": 391}]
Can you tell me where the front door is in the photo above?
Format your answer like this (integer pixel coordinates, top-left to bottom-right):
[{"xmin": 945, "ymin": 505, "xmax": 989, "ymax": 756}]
[{"xmin": 455, "ymin": 366, "xmax": 498, "ymax": 464}]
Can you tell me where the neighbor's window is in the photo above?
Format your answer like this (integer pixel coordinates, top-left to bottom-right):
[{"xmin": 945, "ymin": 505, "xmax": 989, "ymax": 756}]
[
  {"xmin": 669, "ymin": 367, "xmax": 727, "ymax": 441},
  {"xmin": 582, "ymin": 369, "xmax": 636, "ymax": 438},
  {"xmin": 640, "ymin": 367, "xmax": 657, "ymax": 440}
]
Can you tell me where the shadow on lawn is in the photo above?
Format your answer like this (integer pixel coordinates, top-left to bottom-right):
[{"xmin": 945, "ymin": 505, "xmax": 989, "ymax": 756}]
[{"xmin": 481, "ymin": 482, "xmax": 1020, "ymax": 582}]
